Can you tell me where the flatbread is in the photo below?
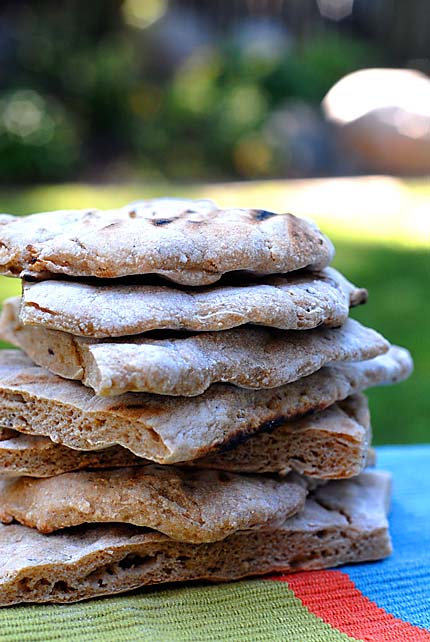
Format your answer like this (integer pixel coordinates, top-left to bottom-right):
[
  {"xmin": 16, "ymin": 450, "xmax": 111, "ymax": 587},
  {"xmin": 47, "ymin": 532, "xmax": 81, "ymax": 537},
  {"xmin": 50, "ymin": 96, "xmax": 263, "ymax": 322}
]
[
  {"xmin": 19, "ymin": 267, "xmax": 367, "ymax": 337},
  {"xmin": 0, "ymin": 395, "xmax": 371, "ymax": 479},
  {"xmin": 0, "ymin": 430, "xmax": 144, "ymax": 478},
  {"xmin": 0, "ymin": 347, "xmax": 411, "ymax": 463},
  {"xmin": 195, "ymin": 394, "xmax": 372, "ymax": 477},
  {"xmin": 0, "ymin": 467, "xmax": 306, "ymax": 541},
  {"xmin": 0, "ymin": 199, "xmax": 334, "ymax": 285},
  {"xmin": 0, "ymin": 305, "xmax": 389, "ymax": 395},
  {"xmin": 0, "ymin": 470, "xmax": 391, "ymax": 605}
]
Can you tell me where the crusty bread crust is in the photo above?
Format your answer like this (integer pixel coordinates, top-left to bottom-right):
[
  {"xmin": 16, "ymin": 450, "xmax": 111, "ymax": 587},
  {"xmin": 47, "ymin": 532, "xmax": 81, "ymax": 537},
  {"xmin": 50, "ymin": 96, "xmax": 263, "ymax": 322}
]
[
  {"xmin": 20, "ymin": 267, "xmax": 366, "ymax": 337},
  {"xmin": 0, "ymin": 199, "xmax": 334, "ymax": 284},
  {"xmin": 1, "ymin": 301, "xmax": 389, "ymax": 396},
  {"xmin": 0, "ymin": 467, "xmax": 306, "ymax": 540},
  {"xmin": 0, "ymin": 348, "xmax": 412, "ymax": 463},
  {"xmin": 0, "ymin": 395, "xmax": 370, "ymax": 479},
  {"xmin": 0, "ymin": 471, "xmax": 391, "ymax": 606}
]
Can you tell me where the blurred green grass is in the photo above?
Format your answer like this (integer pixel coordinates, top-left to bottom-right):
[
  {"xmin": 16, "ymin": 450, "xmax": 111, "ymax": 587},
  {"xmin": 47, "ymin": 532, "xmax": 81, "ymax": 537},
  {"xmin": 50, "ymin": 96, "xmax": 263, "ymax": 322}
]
[
  {"xmin": 333, "ymin": 242, "xmax": 428, "ymax": 445},
  {"xmin": 0, "ymin": 179, "xmax": 428, "ymax": 445}
]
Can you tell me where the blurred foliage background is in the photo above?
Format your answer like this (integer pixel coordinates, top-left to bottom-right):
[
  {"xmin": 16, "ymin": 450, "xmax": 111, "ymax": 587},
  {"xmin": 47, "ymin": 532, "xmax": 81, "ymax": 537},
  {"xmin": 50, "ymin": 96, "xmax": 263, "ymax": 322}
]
[
  {"xmin": 0, "ymin": 0, "xmax": 428, "ymax": 445},
  {"xmin": 0, "ymin": 0, "xmax": 425, "ymax": 183}
]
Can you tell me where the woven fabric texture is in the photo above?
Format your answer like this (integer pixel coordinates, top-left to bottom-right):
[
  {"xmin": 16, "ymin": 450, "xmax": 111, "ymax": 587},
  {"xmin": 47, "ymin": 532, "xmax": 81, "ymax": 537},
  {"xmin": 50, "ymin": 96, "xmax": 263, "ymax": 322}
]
[{"xmin": 0, "ymin": 444, "xmax": 428, "ymax": 642}]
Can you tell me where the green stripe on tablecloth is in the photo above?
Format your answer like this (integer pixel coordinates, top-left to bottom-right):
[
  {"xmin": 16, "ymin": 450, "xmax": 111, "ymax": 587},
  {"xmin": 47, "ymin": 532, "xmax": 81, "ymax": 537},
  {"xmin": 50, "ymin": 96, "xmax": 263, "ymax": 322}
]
[{"xmin": 0, "ymin": 580, "xmax": 362, "ymax": 642}]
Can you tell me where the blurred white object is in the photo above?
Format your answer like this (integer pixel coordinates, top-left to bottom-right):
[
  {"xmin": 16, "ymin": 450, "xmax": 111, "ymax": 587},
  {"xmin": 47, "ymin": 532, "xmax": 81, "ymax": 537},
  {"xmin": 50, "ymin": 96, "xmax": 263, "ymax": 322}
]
[
  {"xmin": 322, "ymin": 68, "xmax": 430, "ymax": 174},
  {"xmin": 317, "ymin": 0, "xmax": 354, "ymax": 21}
]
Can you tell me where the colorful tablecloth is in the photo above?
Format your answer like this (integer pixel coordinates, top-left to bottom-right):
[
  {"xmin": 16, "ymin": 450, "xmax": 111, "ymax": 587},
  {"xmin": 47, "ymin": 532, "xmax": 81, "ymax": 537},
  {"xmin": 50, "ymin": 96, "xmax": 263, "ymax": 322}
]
[{"xmin": 1, "ymin": 444, "xmax": 429, "ymax": 642}]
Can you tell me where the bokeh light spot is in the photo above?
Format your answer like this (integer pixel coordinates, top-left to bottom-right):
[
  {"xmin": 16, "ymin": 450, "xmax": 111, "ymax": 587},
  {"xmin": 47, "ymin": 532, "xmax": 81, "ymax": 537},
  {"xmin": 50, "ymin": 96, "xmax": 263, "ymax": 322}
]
[
  {"xmin": 174, "ymin": 49, "xmax": 220, "ymax": 114},
  {"xmin": 234, "ymin": 135, "xmax": 273, "ymax": 177},
  {"xmin": 317, "ymin": 0, "xmax": 354, "ymax": 21},
  {"xmin": 122, "ymin": 0, "xmax": 168, "ymax": 29},
  {"xmin": 224, "ymin": 86, "xmax": 266, "ymax": 127},
  {"xmin": 2, "ymin": 90, "xmax": 43, "ymax": 139}
]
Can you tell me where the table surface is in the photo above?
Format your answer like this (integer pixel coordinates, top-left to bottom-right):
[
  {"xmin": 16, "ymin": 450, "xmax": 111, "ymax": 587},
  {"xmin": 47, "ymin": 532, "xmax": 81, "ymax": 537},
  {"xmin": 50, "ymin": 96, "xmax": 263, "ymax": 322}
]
[{"xmin": 1, "ymin": 444, "xmax": 429, "ymax": 642}]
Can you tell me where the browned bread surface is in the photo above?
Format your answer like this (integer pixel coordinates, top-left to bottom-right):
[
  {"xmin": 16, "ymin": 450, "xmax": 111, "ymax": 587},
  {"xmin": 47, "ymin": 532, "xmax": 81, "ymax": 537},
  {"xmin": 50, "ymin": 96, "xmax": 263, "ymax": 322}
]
[
  {"xmin": 0, "ymin": 199, "xmax": 334, "ymax": 284},
  {"xmin": 20, "ymin": 267, "xmax": 366, "ymax": 337},
  {"xmin": 0, "ymin": 348, "xmax": 412, "ymax": 463},
  {"xmin": 1, "ymin": 301, "xmax": 389, "ymax": 396},
  {"xmin": 0, "ymin": 394, "xmax": 370, "ymax": 479},
  {"xmin": 0, "ymin": 470, "xmax": 391, "ymax": 606},
  {"xmin": 0, "ymin": 467, "xmax": 306, "ymax": 540}
]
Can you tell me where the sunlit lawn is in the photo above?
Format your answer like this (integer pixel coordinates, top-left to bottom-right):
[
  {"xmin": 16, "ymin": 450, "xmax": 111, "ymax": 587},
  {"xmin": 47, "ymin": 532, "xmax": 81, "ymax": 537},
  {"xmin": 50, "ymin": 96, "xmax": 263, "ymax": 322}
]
[{"xmin": 0, "ymin": 177, "xmax": 428, "ymax": 445}]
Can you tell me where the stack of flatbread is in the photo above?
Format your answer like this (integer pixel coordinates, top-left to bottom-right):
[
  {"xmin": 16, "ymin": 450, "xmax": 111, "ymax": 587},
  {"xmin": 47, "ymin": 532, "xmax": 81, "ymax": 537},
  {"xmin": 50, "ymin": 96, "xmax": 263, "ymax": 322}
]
[{"xmin": 0, "ymin": 198, "xmax": 412, "ymax": 606}]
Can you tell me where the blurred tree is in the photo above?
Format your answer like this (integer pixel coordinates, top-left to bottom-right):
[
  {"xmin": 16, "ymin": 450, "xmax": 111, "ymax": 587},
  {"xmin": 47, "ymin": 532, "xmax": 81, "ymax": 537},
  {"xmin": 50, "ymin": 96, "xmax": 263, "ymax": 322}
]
[{"xmin": 0, "ymin": 0, "xmax": 389, "ymax": 182}]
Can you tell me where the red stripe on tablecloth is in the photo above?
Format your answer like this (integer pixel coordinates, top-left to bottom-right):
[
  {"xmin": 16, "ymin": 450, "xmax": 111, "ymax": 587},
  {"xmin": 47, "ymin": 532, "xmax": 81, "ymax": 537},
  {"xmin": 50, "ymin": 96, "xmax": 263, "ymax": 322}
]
[{"xmin": 270, "ymin": 570, "xmax": 430, "ymax": 641}]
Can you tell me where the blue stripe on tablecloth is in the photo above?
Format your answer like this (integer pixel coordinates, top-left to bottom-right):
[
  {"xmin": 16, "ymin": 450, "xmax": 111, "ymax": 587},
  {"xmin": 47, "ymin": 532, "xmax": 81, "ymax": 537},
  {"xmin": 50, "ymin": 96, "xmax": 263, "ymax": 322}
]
[{"xmin": 341, "ymin": 444, "xmax": 430, "ymax": 630}]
